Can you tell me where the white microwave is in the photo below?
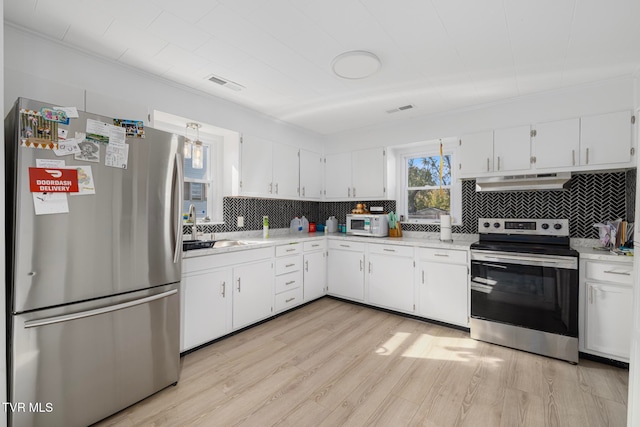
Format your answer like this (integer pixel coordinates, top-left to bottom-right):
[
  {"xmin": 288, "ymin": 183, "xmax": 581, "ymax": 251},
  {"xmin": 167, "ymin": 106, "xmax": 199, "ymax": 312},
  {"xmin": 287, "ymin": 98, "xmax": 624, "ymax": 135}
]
[{"xmin": 346, "ymin": 214, "xmax": 389, "ymax": 237}]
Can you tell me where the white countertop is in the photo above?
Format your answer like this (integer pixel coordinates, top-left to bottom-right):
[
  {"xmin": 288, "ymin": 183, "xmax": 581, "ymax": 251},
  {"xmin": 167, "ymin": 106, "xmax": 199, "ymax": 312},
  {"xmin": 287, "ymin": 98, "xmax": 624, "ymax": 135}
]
[
  {"xmin": 183, "ymin": 229, "xmax": 477, "ymax": 258},
  {"xmin": 571, "ymin": 238, "xmax": 634, "ymax": 263}
]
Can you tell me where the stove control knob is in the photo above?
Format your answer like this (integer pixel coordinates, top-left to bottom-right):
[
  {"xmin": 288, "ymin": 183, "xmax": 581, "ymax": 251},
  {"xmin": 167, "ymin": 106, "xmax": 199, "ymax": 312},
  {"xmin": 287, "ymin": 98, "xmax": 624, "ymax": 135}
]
[
  {"xmin": 483, "ymin": 222, "xmax": 490, "ymax": 228},
  {"xmin": 554, "ymin": 223, "xmax": 562, "ymax": 230},
  {"xmin": 493, "ymin": 222, "xmax": 500, "ymax": 228},
  {"xmin": 541, "ymin": 223, "xmax": 549, "ymax": 230}
]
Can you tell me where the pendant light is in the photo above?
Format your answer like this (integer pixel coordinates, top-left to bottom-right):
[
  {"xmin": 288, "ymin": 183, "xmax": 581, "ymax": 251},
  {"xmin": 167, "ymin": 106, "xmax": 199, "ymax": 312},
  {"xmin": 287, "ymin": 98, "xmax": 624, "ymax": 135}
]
[
  {"xmin": 184, "ymin": 122, "xmax": 197, "ymax": 159},
  {"xmin": 190, "ymin": 123, "xmax": 204, "ymax": 169}
]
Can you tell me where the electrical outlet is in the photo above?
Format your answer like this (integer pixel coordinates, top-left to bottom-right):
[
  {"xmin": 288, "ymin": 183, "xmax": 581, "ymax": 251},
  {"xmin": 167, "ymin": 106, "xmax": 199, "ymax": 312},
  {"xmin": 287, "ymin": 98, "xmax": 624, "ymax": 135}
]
[{"xmin": 237, "ymin": 216, "xmax": 244, "ymax": 227}]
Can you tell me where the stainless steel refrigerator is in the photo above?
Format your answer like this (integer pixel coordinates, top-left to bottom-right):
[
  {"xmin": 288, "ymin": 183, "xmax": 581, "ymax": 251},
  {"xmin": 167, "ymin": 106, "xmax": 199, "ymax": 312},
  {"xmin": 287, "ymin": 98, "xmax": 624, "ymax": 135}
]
[{"xmin": 4, "ymin": 98, "xmax": 183, "ymax": 427}]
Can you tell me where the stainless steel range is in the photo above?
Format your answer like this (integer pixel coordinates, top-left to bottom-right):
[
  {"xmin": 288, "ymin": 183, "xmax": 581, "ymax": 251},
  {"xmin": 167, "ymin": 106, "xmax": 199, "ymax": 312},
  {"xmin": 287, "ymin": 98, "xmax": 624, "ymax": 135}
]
[{"xmin": 470, "ymin": 218, "xmax": 579, "ymax": 363}]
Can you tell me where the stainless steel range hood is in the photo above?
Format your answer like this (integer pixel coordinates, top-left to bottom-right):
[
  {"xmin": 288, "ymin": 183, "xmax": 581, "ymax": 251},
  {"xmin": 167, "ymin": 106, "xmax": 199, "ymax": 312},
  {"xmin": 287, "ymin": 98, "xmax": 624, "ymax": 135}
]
[{"xmin": 475, "ymin": 172, "xmax": 571, "ymax": 192}]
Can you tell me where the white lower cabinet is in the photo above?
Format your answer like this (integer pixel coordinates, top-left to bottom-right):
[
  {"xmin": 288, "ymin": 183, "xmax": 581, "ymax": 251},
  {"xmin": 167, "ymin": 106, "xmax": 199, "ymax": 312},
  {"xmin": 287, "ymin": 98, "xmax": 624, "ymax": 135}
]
[
  {"xmin": 367, "ymin": 244, "xmax": 415, "ymax": 313},
  {"xmin": 417, "ymin": 248, "xmax": 469, "ymax": 327},
  {"xmin": 181, "ymin": 267, "xmax": 232, "ymax": 352},
  {"xmin": 303, "ymin": 240, "xmax": 327, "ymax": 302},
  {"xmin": 580, "ymin": 258, "xmax": 634, "ymax": 361},
  {"xmin": 274, "ymin": 243, "xmax": 303, "ymax": 313},
  {"xmin": 233, "ymin": 259, "xmax": 274, "ymax": 329},
  {"xmin": 327, "ymin": 241, "xmax": 365, "ymax": 301}
]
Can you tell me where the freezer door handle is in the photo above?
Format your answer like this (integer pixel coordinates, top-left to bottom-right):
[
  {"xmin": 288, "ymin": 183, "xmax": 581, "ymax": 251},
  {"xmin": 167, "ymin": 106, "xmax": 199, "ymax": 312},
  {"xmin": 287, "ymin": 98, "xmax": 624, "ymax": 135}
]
[
  {"xmin": 173, "ymin": 153, "xmax": 184, "ymax": 264},
  {"xmin": 24, "ymin": 289, "xmax": 178, "ymax": 328}
]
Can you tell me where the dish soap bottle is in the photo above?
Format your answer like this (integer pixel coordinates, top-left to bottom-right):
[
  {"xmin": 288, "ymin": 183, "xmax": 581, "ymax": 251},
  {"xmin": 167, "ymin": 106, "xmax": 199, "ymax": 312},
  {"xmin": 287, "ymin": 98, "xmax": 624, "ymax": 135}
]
[{"xmin": 263, "ymin": 216, "xmax": 269, "ymax": 239}]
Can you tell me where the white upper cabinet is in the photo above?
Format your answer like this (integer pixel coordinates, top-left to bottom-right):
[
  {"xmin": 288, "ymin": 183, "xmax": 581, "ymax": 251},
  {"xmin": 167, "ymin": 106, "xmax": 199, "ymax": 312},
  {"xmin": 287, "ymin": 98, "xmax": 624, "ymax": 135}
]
[
  {"xmin": 580, "ymin": 111, "xmax": 633, "ymax": 167},
  {"xmin": 272, "ymin": 143, "xmax": 300, "ymax": 198},
  {"xmin": 299, "ymin": 149, "xmax": 324, "ymax": 199},
  {"xmin": 324, "ymin": 153, "xmax": 352, "ymax": 198},
  {"xmin": 352, "ymin": 147, "xmax": 385, "ymax": 199},
  {"xmin": 324, "ymin": 147, "xmax": 386, "ymax": 200},
  {"xmin": 240, "ymin": 135, "xmax": 300, "ymax": 198},
  {"xmin": 532, "ymin": 118, "xmax": 580, "ymax": 170},
  {"xmin": 458, "ymin": 130, "xmax": 494, "ymax": 176},
  {"xmin": 240, "ymin": 135, "xmax": 274, "ymax": 196},
  {"xmin": 459, "ymin": 110, "xmax": 635, "ymax": 178},
  {"xmin": 493, "ymin": 125, "xmax": 531, "ymax": 172}
]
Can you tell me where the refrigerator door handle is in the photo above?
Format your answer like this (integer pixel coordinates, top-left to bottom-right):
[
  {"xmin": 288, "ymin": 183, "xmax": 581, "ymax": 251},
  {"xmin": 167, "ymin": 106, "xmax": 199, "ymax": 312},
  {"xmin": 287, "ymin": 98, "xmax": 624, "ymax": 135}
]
[
  {"xmin": 24, "ymin": 289, "xmax": 178, "ymax": 328},
  {"xmin": 173, "ymin": 153, "xmax": 184, "ymax": 264}
]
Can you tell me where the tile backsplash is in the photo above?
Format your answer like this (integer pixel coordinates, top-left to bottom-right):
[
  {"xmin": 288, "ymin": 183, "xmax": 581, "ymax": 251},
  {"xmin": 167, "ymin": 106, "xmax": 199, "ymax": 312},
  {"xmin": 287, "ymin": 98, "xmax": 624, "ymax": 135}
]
[{"xmin": 186, "ymin": 170, "xmax": 635, "ymax": 239}]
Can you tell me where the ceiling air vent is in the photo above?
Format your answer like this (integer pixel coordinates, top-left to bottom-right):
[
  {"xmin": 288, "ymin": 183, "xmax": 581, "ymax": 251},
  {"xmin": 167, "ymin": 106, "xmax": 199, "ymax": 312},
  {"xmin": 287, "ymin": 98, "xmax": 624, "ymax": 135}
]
[
  {"xmin": 386, "ymin": 104, "xmax": 415, "ymax": 114},
  {"xmin": 206, "ymin": 74, "xmax": 245, "ymax": 92}
]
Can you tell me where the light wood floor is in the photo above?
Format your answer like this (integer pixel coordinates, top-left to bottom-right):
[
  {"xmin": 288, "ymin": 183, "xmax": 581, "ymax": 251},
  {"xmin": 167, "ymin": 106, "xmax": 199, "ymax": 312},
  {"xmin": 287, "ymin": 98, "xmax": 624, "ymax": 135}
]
[{"xmin": 95, "ymin": 298, "xmax": 629, "ymax": 427}]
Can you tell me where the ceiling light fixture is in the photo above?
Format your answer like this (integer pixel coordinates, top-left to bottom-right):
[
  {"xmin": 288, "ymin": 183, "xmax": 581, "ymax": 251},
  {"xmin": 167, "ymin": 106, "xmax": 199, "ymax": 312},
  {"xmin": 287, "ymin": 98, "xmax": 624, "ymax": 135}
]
[
  {"xmin": 331, "ymin": 50, "xmax": 381, "ymax": 80},
  {"xmin": 186, "ymin": 122, "xmax": 204, "ymax": 169}
]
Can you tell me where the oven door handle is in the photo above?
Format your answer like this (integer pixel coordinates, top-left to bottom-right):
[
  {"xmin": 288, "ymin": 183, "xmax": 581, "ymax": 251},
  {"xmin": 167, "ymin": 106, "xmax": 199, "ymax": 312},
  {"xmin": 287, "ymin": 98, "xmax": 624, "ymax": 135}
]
[{"xmin": 471, "ymin": 252, "xmax": 577, "ymax": 270}]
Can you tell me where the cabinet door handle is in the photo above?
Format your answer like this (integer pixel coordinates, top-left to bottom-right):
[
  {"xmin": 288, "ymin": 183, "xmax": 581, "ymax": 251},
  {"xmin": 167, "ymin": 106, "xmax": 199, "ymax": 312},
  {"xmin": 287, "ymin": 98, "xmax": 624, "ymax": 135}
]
[
  {"xmin": 360, "ymin": 259, "xmax": 363, "ymax": 271},
  {"xmin": 434, "ymin": 253, "xmax": 449, "ymax": 257},
  {"xmin": 275, "ymin": 183, "xmax": 279, "ymax": 194},
  {"xmin": 383, "ymin": 248, "xmax": 396, "ymax": 252},
  {"xmin": 497, "ymin": 156, "xmax": 500, "ymax": 171},
  {"xmin": 286, "ymin": 248, "xmax": 296, "ymax": 252},
  {"xmin": 572, "ymin": 149, "xmax": 575, "ymax": 166},
  {"xmin": 285, "ymin": 280, "xmax": 296, "ymax": 286},
  {"xmin": 589, "ymin": 285, "xmax": 593, "ymax": 304},
  {"xmin": 353, "ymin": 187, "xmax": 357, "ymax": 197},
  {"xmin": 422, "ymin": 270, "xmax": 424, "ymax": 284},
  {"xmin": 305, "ymin": 260, "xmax": 309, "ymax": 272},
  {"xmin": 348, "ymin": 187, "xmax": 351, "ymax": 197},
  {"xmin": 269, "ymin": 183, "xmax": 273, "ymax": 194},
  {"xmin": 486, "ymin": 158, "xmax": 490, "ymax": 172},
  {"xmin": 286, "ymin": 297, "xmax": 296, "ymax": 303},
  {"xmin": 340, "ymin": 244, "xmax": 350, "ymax": 248},
  {"xmin": 311, "ymin": 244, "xmax": 320, "ymax": 247},
  {"xmin": 237, "ymin": 278, "xmax": 241, "ymax": 292},
  {"xmin": 586, "ymin": 148, "xmax": 589, "ymax": 164},
  {"xmin": 369, "ymin": 262, "xmax": 372, "ymax": 274},
  {"xmin": 285, "ymin": 263, "xmax": 295, "ymax": 268},
  {"xmin": 302, "ymin": 186, "xmax": 306, "ymax": 197},
  {"xmin": 221, "ymin": 281, "xmax": 226, "ymax": 298},
  {"xmin": 603, "ymin": 270, "xmax": 631, "ymax": 276}
]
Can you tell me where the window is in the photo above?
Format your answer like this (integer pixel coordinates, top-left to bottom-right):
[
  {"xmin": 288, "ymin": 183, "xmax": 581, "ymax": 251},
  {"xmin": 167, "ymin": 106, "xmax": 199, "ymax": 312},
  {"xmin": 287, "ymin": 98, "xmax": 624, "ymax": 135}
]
[
  {"xmin": 396, "ymin": 138, "xmax": 461, "ymax": 224},
  {"xmin": 183, "ymin": 144, "xmax": 214, "ymax": 220},
  {"xmin": 406, "ymin": 153, "xmax": 452, "ymax": 221}
]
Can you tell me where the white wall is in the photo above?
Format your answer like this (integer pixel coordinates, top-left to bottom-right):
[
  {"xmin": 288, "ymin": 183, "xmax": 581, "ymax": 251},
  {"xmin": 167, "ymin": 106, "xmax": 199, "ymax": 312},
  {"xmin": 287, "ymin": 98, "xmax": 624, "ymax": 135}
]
[
  {"xmin": 628, "ymin": 74, "xmax": 640, "ymax": 427},
  {"xmin": 3, "ymin": 25, "xmax": 326, "ymax": 154},
  {"xmin": 325, "ymin": 77, "xmax": 635, "ymax": 153}
]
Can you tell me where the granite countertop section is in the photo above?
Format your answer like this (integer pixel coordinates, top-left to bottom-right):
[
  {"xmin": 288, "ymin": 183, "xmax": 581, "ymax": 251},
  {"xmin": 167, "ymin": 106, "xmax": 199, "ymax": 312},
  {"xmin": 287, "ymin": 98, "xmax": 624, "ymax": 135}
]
[
  {"xmin": 183, "ymin": 229, "xmax": 477, "ymax": 258},
  {"xmin": 325, "ymin": 232, "xmax": 476, "ymax": 251},
  {"xmin": 571, "ymin": 238, "xmax": 635, "ymax": 263}
]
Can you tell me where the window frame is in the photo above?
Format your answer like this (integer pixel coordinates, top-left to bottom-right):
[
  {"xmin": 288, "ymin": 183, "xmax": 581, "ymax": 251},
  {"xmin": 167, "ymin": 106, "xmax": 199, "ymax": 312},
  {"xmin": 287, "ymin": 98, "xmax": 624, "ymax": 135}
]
[
  {"xmin": 183, "ymin": 142, "xmax": 216, "ymax": 221},
  {"xmin": 395, "ymin": 138, "xmax": 462, "ymax": 225}
]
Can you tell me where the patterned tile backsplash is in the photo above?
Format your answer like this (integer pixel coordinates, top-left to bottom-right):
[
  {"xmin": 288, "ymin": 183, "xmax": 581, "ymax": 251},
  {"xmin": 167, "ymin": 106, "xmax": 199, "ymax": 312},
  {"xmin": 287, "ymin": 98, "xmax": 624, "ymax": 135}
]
[{"xmin": 185, "ymin": 170, "xmax": 636, "ymax": 239}]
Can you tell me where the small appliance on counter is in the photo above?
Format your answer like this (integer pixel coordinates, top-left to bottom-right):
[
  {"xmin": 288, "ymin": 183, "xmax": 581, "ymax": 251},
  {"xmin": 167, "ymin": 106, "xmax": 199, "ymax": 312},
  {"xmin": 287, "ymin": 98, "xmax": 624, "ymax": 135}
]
[{"xmin": 346, "ymin": 213, "xmax": 389, "ymax": 237}]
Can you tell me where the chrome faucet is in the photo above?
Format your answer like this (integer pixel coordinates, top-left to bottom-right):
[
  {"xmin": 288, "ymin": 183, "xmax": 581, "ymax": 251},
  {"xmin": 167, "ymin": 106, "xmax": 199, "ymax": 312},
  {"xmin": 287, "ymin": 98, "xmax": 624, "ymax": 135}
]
[{"xmin": 188, "ymin": 204, "xmax": 197, "ymax": 240}]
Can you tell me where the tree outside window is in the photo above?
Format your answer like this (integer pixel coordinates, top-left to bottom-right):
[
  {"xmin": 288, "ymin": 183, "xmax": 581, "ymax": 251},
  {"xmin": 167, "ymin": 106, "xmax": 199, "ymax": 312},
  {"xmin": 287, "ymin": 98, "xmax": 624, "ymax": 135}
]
[{"xmin": 406, "ymin": 154, "xmax": 452, "ymax": 221}]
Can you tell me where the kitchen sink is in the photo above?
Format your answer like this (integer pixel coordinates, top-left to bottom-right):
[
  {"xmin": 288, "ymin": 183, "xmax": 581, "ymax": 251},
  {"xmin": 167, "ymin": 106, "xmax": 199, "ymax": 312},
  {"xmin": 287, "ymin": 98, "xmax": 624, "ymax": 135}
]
[
  {"xmin": 183, "ymin": 240, "xmax": 216, "ymax": 251},
  {"xmin": 213, "ymin": 239, "xmax": 250, "ymax": 248}
]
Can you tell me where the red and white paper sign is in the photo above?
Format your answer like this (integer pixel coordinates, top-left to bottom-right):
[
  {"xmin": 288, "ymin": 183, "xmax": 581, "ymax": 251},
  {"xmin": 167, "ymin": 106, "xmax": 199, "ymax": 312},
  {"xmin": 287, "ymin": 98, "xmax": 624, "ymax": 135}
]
[{"xmin": 28, "ymin": 167, "xmax": 79, "ymax": 193}]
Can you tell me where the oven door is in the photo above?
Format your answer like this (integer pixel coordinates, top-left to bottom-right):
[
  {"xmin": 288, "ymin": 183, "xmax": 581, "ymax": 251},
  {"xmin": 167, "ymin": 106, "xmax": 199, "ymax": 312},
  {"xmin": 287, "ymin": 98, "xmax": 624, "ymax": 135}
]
[{"xmin": 470, "ymin": 250, "xmax": 578, "ymax": 337}]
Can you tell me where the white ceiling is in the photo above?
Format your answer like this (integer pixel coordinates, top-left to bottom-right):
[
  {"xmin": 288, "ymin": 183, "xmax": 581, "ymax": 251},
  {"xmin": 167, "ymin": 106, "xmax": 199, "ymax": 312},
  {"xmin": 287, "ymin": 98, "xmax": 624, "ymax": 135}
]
[{"xmin": 5, "ymin": 0, "xmax": 640, "ymax": 135}]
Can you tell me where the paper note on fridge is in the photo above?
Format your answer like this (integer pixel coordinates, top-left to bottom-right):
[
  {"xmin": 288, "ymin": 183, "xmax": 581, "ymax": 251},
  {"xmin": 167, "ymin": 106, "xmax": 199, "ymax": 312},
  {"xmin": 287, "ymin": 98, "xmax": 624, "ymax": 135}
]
[
  {"xmin": 53, "ymin": 138, "xmax": 81, "ymax": 156},
  {"xmin": 105, "ymin": 143, "xmax": 129, "ymax": 169},
  {"xmin": 67, "ymin": 165, "xmax": 96, "ymax": 195}
]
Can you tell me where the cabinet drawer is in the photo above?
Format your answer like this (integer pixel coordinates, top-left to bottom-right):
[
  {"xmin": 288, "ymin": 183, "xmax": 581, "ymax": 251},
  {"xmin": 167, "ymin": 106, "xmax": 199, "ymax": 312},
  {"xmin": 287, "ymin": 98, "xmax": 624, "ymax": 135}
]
[
  {"xmin": 328, "ymin": 240, "xmax": 365, "ymax": 252},
  {"xmin": 368, "ymin": 243, "xmax": 413, "ymax": 258},
  {"xmin": 275, "ymin": 243, "xmax": 302, "ymax": 257},
  {"xmin": 275, "ymin": 270, "xmax": 302, "ymax": 294},
  {"xmin": 275, "ymin": 255, "xmax": 302, "ymax": 275},
  {"xmin": 584, "ymin": 261, "xmax": 633, "ymax": 285},
  {"xmin": 304, "ymin": 240, "xmax": 326, "ymax": 252},
  {"xmin": 416, "ymin": 247, "xmax": 467, "ymax": 264},
  {"xmin": 275, "ymin": 287, "xmax": 304, "ymax": 312}
]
